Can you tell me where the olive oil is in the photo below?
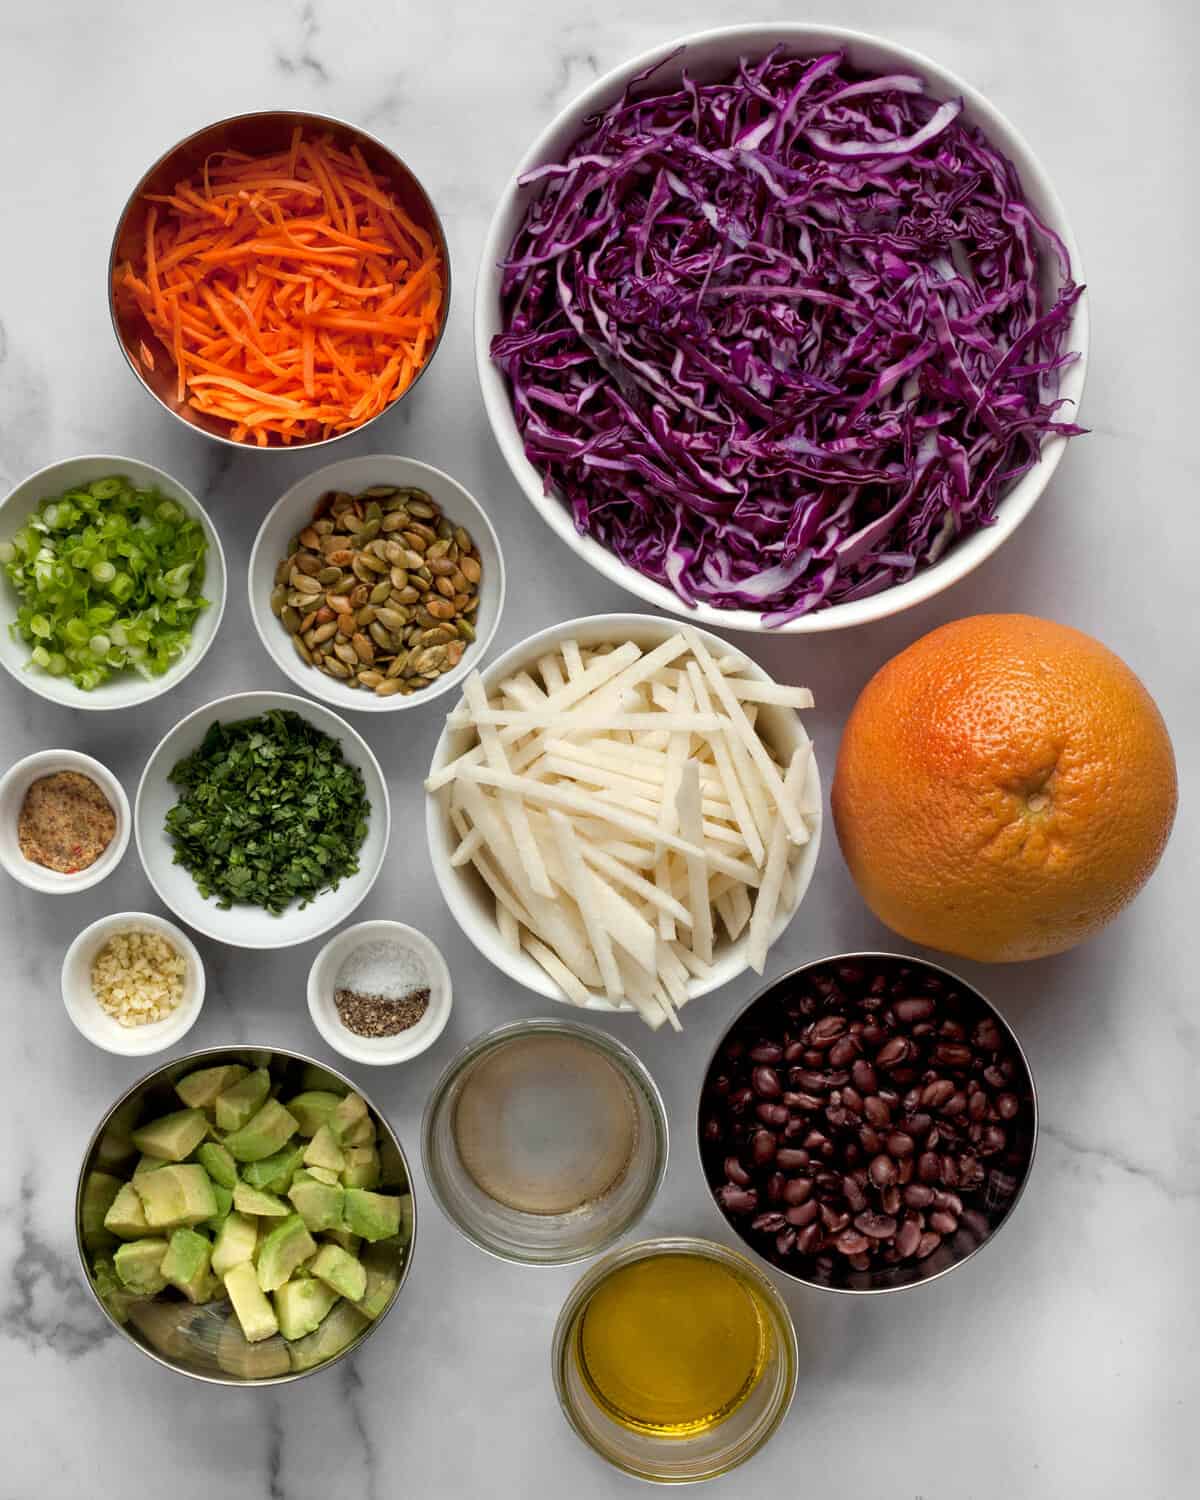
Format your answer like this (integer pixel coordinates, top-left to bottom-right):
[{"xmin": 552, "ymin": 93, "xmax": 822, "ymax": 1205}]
[{"xmin": 575, "ymin": 1252, "xmax": 769, "ymax": 1437}]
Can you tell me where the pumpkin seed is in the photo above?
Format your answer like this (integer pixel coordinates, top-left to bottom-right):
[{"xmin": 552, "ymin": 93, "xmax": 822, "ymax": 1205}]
[
  {"xmin": 328, "ymin": 594, "xmax": 353, "ymax": 615},
  {"xmin": 351, "ymin": 632, "xmax": 375, "ymax": 663},
  {"xmin": 369, "ymin": 620, "xmax": 395, "ymax": 651},
  {"xmin": 364, "ymin": 485, "xmax": 399, "ymax": 498},
  {"xmin": 456, "ymin": 619, "xmax": 476, "ymax": 642},
  {"xmin": 270, "ymin": 585, "xmax": 287, "ymax": 616},
  {"xmin": 282, "ymin": 606, "xmax": 302, "ymax": 633},
  {"xmin": 428, "ymin": 557, "xmax": 456, "ymax": 577},
  {"xmin": 292, "ymin": 635, "xmax": 312, "ymax": 666},
  {"xmin": 274, "ymin": 557, "xmax": 292, "ymax": 587},
  {"xmin": 435, "ymin": 577, "xmax": 455, "ymax": 600},
  {"xmin": 333, "ymin": 641, "xmax": 359, "ymax": 667},
  {"xmin": 408, "ymin": 497, "xmax": 436, "ymax": 519},
  {"xmin": 381, "ymin": 512, "xmax": 408, "ymax": 532},
  {"xmin": 445, "ymin": 641, "xmax": 465, "ymax": 668},
  {"xmin": 291, "ymin": 570, "xmax": 322, "ymax": 594},
  {"xmin": 427, "ymin": 538, "xmax": 451, "ymax": 561},
  {"xmin": 357, "ymin": 518, "xmax": 381, "ymax": 543},
  {"xmin": 323, "ymin": 657, "xmax": 352, "ymax": 679},
  {"xmin": 337, "ymin": 613, "xmax": 356, "ymax": 637},
  {"xmin": 309, "ymin": 621, "xmax": 338, "ymax": 646},
  {"xmin": 298, "ymin": 594, "xmax": 324, "ymax": 615},
  {"xmin": 395, "ymin": 585, "xmax": 420, "ymax": 605},
  {"xmin": 356, "ymin": 605, "xmax": 378, "ymax": 627},
  {"xmin": 357, "ymin": 670, "xmax": 384, "ymax": 689},
  {"xmin": 454, "ymin": 527, "xmax": 472, "ymax": 553},
  {"xmin": 375, "ymin": 679, "xmax": 404, "ymax": 696},
  {"xmin": 318, "ymin": 566, "xmax": 343, "ymax": 586},
  {"xmin": 299, "ymin": 527, "xmax": 321, "ymax": 549},
  {"xmin": 426, "ymin": 598, "xmax": 456, "ymax": 621}
]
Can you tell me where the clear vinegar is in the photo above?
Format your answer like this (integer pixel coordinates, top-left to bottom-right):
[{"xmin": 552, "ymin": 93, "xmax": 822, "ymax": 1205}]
[{"xmin": 453, "ymin": 1033, "xmax": 638, "ymax": 1215}]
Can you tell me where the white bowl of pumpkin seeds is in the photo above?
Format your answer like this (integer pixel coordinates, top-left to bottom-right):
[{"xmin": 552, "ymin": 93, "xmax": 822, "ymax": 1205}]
[{"xmin": 248, "ymin": 456, "xmax": 505, "ymax": 714}]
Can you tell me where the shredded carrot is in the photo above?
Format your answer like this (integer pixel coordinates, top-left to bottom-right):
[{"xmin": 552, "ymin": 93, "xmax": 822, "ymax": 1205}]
[{"xmin": 116, "ymin": 130, "xmax": 444, "ymax": 444}]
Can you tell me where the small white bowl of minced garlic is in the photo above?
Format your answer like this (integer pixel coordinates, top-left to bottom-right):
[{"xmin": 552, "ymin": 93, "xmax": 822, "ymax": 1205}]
[
  {"xmin": 0, "ymin": 748, "xmax": 131, "ymax": 893},
  {"xmin": 308, "ymin": 920, "xmax": 452, "ymax": 1065},
  {"xmin": 62, "ymin": 911, "xmax": 206, "ymax": 1057}
]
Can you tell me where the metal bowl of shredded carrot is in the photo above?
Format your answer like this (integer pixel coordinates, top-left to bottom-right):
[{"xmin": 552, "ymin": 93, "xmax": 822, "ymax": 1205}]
[{"xmin": 109, "ymin": 110, "xmax": 450, "ymax": 449}]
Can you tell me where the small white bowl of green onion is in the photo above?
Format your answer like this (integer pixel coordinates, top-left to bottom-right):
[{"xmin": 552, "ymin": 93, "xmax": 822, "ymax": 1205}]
[{"xmin": 0, "ymin": 455, "xmax": 226, "ymax": 710}]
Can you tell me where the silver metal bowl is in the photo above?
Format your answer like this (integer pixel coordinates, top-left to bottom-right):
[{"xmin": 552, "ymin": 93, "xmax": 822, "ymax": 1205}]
[
  {"xmin": 75, "ymin": 1045, "xmax": 416, "ymax": 1384},
  {"xmin": 697, "ymin": 952, "xmax": 1038, "ymax": 1295},
  {"xmin": 108, "ymin": 109, "xmax": 451, "ymax": 451}
]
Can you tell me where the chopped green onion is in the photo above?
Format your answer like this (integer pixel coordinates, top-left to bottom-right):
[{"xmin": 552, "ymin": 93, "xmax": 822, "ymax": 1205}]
[{"xmin": 1, "ymin": 474, "xmax": 209, "ymax": 690}]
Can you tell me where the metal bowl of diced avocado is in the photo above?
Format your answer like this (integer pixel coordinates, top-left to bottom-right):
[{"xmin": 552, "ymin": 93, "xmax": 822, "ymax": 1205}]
[{"xmin": 75, "ymin": 1046, "xmax": 416, "ymax": 1384}]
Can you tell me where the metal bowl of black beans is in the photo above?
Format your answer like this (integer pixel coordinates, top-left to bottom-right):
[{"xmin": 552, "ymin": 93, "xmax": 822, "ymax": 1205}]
[{"xmin": 697, "ymin": 953, "xmax": 1037, "ymax": 1294}]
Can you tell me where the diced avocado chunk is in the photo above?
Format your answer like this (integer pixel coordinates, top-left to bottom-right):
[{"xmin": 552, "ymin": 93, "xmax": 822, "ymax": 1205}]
[
  {"xmin": 81, "ymin": 1170, "xmax": 123, "ymax": 1252},
  {"xmin": 341, "ymin": 1115, "xmax": 376, "ymax": 1149},
  {"xmin": 356, "ymin": 1243, "xmax": 400, "ymax": 1319},
  {"xmin": 130, "ymin": 1108, "xmax": 208, "ymax": 1163},
  {"xmin": 224, "ymin": 1260, "xmax": 279, "ymax": 1343},
  {"xmin": 196, "ymin": 1141, "xmax": 238, "ymax": 1189},
  {"xmin": 341, "ymin": 1146, "xmax": 381, "ymax": 1190},
  {"xmin": 95, "ymin": 1128, "xmax": 137, "ymax": 1172},
  {"xmin": 232, "ymin": 1181, "xmax": 290, "ymax": 1217},
  {"xmin": 256, "ymin": 1214, "xmax": 317, "ymax": 1293},
  {"xmin": 303, "ymin": 1124, "xmax": 345, "ymax": 1173},
  {"xmin": 135, "ymin": 1163, "xmax": 219, "ymax": 1229},
  {"xmin": 310, "ymin": 1242, "xmax": 366, "ymax": 1303},
  {"xmin": 204, "ymin": 1181, "xmax": 233, "ymax": 1230},
  {"xmin": 133, "ymin": 1154, "xmax": 161, "ymax": 1180},
  {"xmin": 330, "ymin": 1092, "xmax": 370, "ymax": 1145},
  {"xmin": 113, "ymin": 1237, "xmax": 169, "ymax": 1295},
  {"xmin": 306, "ymin": 1165, "xmax": 340, "ymax": 1186},
  {"xmin": 104, "ymin": 1181, "xmax": 151, "ymax": 1240},
  {"xmin": 214, "ymin": 1068, "xmax": 272, "ymax": 1133},
  {"xmin": 161, "ymin": 1228, "xmax": 214, "ymax": 1304},
  {"xmin": 128, "ymin": 1299, "xmax": 211, "ymax": 1362},
  {"xmin": 91, "ymin": 1256, "xmax": 145, "ymax": 1325},
  {"xmin": 216, "ymin": 1321, "xmax": 290, "ymax": 1379},
  {"xmin": 287, "ymin": 1171, "xmax": 345, "ymax": 1233},
  {"xmin": 212, "ymin": 1211, "xmax": 259, "ymax": 1278},
  {"xmin": 325, "ymin": 1227, "xmax": 362, "ymax": 1256},
  {"xmin": 343, "ymin": 1188, "xmax": 401, "ymax": 1243},
  {"xmin": 175, "ymin": 1064, "xmax": 248, "ymax": 1110},
  {"xmin": 223, "ymin": 1099, "xmax": 300, "ymax": 1163},
  {"xmin": 273, "ymin": 1277, "xmax": 340, "ymax": 1341},
  {"xmin": 301, "ymin": 1066, "xmax": 348, "ymax": 1095},
  {"xmin": 285, "ymin": 1090, "xmax": 342, "ymax": 1138},
  {"xmin": 242, "ymin": 1142, "xmax": 305, "ymax": 1194},
  {"xmin": 287, "ymin": 1300, "xmax": 369, "ymax": 1372}
]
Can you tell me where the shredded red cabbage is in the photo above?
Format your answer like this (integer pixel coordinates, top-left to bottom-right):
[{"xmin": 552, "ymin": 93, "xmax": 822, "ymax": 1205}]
[{"xmin": 492, "ymin": 49, "xmax": 1085, "ymax": 622}]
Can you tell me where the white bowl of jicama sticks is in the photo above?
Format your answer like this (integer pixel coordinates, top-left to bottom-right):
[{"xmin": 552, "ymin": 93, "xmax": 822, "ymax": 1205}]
[{"xmin": 424, "ymin": 614, "xmax": 820, "ymax": 1030}]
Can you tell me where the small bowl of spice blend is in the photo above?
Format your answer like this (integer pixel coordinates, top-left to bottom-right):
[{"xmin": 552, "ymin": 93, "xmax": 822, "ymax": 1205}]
[
  {"xmin": 308, "ymin": 919, "xmax": 452, "ymax": 1064},
  {"xmin": 62, "ymin": 911, "xmax": 206, "ymax": 1056},
  {"xmin": 0, "ymin": 749, "xmax": 131, "ymax": 894}
]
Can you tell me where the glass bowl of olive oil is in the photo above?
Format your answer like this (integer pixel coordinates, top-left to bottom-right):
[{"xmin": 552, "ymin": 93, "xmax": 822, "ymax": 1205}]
[{"xmin": 553, "ymin": 1236, "xmax": 797, "ymax": 1482}]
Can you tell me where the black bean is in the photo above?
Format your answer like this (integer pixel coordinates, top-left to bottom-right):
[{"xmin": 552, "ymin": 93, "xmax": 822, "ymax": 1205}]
[
  {"xmin": 782, "ymin": 1177, "xmax": 813, "ymax": 1207},
  {"xmin": 716, "ymin": 1185, "xmax": 757, "ymax": 1215},
  {"xmin": 851, "ymin": 1060, "xmax": 878, "ymax": 1093},
  {"xmin": 917, "ymin": 1151, "xmax": 941, "ymax": 1184},
  {"xmin": 996, "ymin": 1092, "xmax": 1021, "ymax": 1120},
  {"xmin": 820, "ymin": 1206, "xmax": 850, "ymax": 1234},
  {"xmin": 904, "ymin": 1184, "xmax": 935, "ymax": 1208},
  {"xmin": 755, "ymin": 1102, "xmax": 789, "ymax": 1128},
  {"xmin": 854, "ymin": 1212, "xmax": 897, "ymax": 1240},
  {"xmin": 784, "ymin": 1040, "xmax": 806, "ymax": 1063},
  {"xmin": 749, "ymin": 1041, "xmax": 784, "ymax": 1064},
  {"xmin": 906, "ymin": 1112, "xmax": 933, "ymax": 1138},
  {"xmin": 766, "ymin": 1171, "xmax": 786, "ymax": 1204},
  {"xmin": 752, "ymin": 1066, "xmax": 782, "ymax": 1098},
  {"xmin": 893, "ymin": 996, "xmax": 935, "ymax": 1023},
  {"xmin": 836, "ymin": 1230, "xmax": 870, "ymax": 1256},
  {"xmin": 972, "ymin": 1018, "xmax": 1003, "ymax": 1051},
  {"xmin": 942, "ymin": 1090, "xmax": 968, "ymax": 1117},
  {"xmin": 859, "ymin": 1125, "xmax": 883, "ymax": 1154},
  {"xmin": 725, "ymin": 1156, "xmax": 751, "ymax": 1187},
  {"xmin": 886, "ymin": 1131, "xmax": 915, "ymax": 1159},
  {"xmin": 881, "ymin": 1185, "xmax": 901, "ymax": 1217},
  {"xmin": 869, "ymin": 1154, "xmax": 897, "ymax": 1188},
  {"xmin": 786, "ymin": 1200, "xmax": 820, "ymax": 1228},
  {"xmin": 751, "ymin": 1129, "xmax": 777, "ymax": 1168},
  {"xmin": 929, "ymin": 1211, "xmax": 958, "ymax": 1236},
  {"xmin": 796, "ymin": 1223, "xmax": 823, "ymax": 1255},
  {"xmin": 828, "ymin": 1036, "xmax": 860, "ymax": 1068},
  {"xmin": 864, "ymin": 1096, "xmax": 891, "ymax": 1127},
  {"xmin": 776, "ymin": 1148, "xmax": 810, "ymax": 1171},
  {"xmin": 810, "ymin": 1015, "xmax": 847, "ymax": 1047},
  {"xmin": 843, "ymin": 1176, "xmax": 868, "ymax": 1213},
  {"xmin": 776, "ymin": 1228, "xmax": 797, "ymax": 1256},
  {"xmin": 752, "ymin": 1212, "xmax": 787, "ymax": 1233},
  {"xmin": 895, "ymin": 1219, "xmax": 921, "ymax": 1258},
  {"xmin": 916, "ymin": 1232, "xmax": 942, "ymax": 1260},
  {"xmin": 935, "ymin": 1042, "xmax": 974, "ymax": 1069}
]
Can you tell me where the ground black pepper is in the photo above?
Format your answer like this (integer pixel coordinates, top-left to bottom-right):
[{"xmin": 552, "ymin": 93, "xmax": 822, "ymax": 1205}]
[{"xmin": 335, "ymin": 986, "xmax": 430, "ymax": 1038}]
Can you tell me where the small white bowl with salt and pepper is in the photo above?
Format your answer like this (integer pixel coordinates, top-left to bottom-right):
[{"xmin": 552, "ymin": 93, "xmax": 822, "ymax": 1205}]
[{"xmin": 307, "ymin": 920, "xmax": 452, "ymax": 1065}]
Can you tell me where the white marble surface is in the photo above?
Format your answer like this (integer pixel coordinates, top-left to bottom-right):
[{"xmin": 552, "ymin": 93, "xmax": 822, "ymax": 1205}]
[{"xmin": 0, "ymin": 1, "xmax": 1194, "ymax": 1495}]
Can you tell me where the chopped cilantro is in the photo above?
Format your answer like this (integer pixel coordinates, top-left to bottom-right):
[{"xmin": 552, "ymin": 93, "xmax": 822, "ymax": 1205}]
[{"xmin": 164, "ymin": 709, "xmax": 370, "ymax": 914}]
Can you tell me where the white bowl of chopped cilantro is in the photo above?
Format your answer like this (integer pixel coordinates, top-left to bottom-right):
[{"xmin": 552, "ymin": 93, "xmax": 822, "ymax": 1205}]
[
  {"xmin": 476, "ymin": 25, "xmax": 1088, "ymax": 632},
  {"xmin": 135, "ymin": 691, "xmax": 390, "ymax": 949},
  {"xmin": 0, "ymin": 455, "xmax": 226, "ymax": 707}
]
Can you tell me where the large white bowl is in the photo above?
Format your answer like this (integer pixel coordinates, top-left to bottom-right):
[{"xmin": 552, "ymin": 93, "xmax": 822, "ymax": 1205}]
[
  {"xmin": 475, "ymin": 25, "xmax": 1089, "ymax": 635},
  {"xmin": 425, "ymin": 613, "xmax": 821, "ymax": 1014},
  {"xmin": 135, "ymin": 691, "xmax": 390, "ymax": 949},
  {"xmin": 0, "ymin": 455, "xmax": 226, "ymax": 707},
  {"xmin": 248, "ymin": 455, "xmax": 505, "ymax": 713}
]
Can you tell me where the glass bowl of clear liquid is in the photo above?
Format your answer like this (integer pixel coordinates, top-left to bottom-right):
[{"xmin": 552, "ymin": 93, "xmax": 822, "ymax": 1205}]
[{"xmin": 421, "ymin": 1018, "xmax": 668, "ymax": 1264}]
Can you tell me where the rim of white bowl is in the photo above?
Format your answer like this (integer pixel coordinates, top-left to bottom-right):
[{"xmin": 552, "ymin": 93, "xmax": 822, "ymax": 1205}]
[
  {"xmin": 474, "ymin": 23, "xmax": 1089, "ymax": 635},
  {"xmin": 247, "ymin": 454, "xmax": 506, "ymax": 713},
  {"xmin": 307, "ymin": 919, "xmax": 453, "ymax": 1064},
  {"xmin": 0, "ymin": 453, "xmax": 227, "ymax": 707},
  {"xmin": 61, "ymin": 909, "xmax": 206, "ymax": 1056},
  {"xmin": 0, "ymin": 748, "xmax": 132, "ymax": 894},
  {"xmin": 424, "ymin": 612, "xmax": 822, "ymax": 1012},
  {"xmin": 134, "ymin": 690, "xmax": 391, "ymax": 949}
]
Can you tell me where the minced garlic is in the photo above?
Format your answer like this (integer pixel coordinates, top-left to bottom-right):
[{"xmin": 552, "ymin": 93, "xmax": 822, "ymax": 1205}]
[{"xmin": 91, "ymin": 929, "xmax": 186, "ymax": 1027}]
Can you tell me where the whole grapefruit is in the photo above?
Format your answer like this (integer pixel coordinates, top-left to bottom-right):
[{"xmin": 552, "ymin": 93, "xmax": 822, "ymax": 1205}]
[{"xmin": 831, "ymin": 615, "xmax": 1177, "ymax": 962}]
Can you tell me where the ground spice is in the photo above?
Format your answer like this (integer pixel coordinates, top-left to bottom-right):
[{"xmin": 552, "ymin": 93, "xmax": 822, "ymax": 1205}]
[
  {"xmin": 18, "ymin": 770, "xmax": 116, "ymax": 873},
  {"xmin": 335, "ymin": 986, "xmax": 430, "ymax": 1038}
]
